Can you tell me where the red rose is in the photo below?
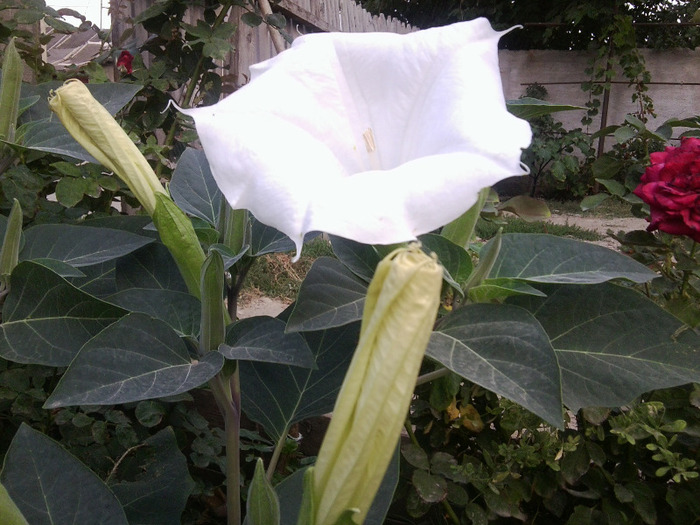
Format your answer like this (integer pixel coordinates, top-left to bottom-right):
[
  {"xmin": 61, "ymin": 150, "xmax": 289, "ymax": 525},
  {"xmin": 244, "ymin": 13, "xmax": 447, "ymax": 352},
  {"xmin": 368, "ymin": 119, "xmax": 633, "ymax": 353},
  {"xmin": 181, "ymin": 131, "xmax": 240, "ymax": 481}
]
[
  {"xmin": 633, "ymin": 137, "xmax": 700, "ymax": 242},
  {"xmin": 116, "ymin": 50, "xmax": 133, "ymax": 75}
]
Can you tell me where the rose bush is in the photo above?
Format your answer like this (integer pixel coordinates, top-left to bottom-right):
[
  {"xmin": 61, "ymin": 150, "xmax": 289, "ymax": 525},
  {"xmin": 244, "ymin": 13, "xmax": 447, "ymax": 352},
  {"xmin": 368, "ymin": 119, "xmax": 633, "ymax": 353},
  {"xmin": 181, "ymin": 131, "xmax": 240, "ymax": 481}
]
[{"xmin": 633, "ymin": 137, "xmax": 700, "ymax": 241}]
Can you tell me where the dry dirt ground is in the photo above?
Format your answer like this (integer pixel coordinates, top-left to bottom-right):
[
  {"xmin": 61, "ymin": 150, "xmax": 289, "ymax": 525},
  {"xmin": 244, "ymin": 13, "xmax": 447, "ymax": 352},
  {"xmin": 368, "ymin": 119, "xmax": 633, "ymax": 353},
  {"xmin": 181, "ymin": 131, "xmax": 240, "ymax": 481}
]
[{"xmin": 236, "ymin": 214, "xmax": 650, "ymax": 319}]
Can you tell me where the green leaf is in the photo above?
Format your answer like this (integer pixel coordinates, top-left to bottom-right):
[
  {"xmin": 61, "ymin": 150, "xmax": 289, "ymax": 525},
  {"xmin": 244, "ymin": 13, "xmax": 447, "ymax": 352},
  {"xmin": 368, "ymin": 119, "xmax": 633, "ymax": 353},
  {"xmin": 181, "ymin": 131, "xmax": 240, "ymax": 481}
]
[
  {"xmin": 170, "ymin": 148, "xmax": 222, "ymax": 226},
  {"xmin": 286, "ymin": 257, "xmax": 367, "ymax": 332},
  {"xmin": 401, "ymin": 442, "xmax": 430, "ymax": 470},
  {"xmin": 241, "ymin": 321, "xmax": 360, "ymax": 442},
  {"xmin": 591, "ymin": 155, "xmax": 623, "ymax": 179},
  {"xmin": 419, "ymin": 233, "xmax": 473, "ymax": 290},
  {"xmin": 221, "ymin": 316, "xmax": 315, "ymax": 368},
  {"xmin": 250, "ymin": 219, "xmax": 319, "ymax": 256},
  {"xmin": 330, "ymin": 235, "xmax": 384, "ymax": 282},
  {"xmin": 106, "ymin": 288, "xmax": 200, "ymax": 338},
  {"xmin": 487, "ymin": 233, "xmax": 657, "ymax": 284},
  {"xmin": 498, "ymin": 195, "xmax": 551, "ymax": 221},
  {"xmin": 0, "ymin": 424, "xmax": 128, "ymax": 525},
  {"xmin": 20, "ymin": 224, "xmax": 153, "ymax": 267},
  {"xmin": 506, "ymin": 97, "xmax": 585, "ymax": 119},
  {"xmin": 0, "ymin": 483, "xmax": 28, "ymax": 525},
  {"xmin": 0, "ymin": 261, "xmax": 127, "ymax": 366},
  {"xmin": 44, "ymin": 313, "xmax": 224, "ymax": 407},
  {"xmin": 55, "ymin": 176, "xmax": 88, "ymax": 207},
  {"xmin": 468, "ymin": 278, "xmax": 547, "ymax": 303},
  {"xmin": 580, "ymin": 193, "xmax": 610, "ymax": 211},
  {"xmin": 596, "ymin": 178, "xmax": 626, "ymax": 197},
  {"xmin": 428, "ymin": 303, "xmax": 563, "ymax": 427},
  {"xmin": 412, "ymin": 470, "xmax": 447, "ymax": 503},
  {"xmin": 509, "ymin": 283, "xmax": 700, "ymax": 410},
  {"xmin": 110, "ymin": 428, "xmax": 195, "ymax": 525},
  {"xmin": 241, "ymin": 11, "xmax": 263, "ymax": 26},
  {"xmin": 115, "ymin": 243, "xmax": 189, "ymax": 293},
  {"xmin": 247, "ymin": 458, "xmax": 280, "ymax": 525},
  {"xmin": 278, "ymin": 446, "xmax": 399, "ymax": 525}
]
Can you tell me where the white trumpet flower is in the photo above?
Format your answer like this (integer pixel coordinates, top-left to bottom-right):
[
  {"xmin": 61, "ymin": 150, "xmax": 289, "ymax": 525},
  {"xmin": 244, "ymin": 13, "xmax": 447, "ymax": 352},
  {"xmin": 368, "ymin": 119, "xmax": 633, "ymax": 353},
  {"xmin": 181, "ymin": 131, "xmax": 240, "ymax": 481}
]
[{"xmin": 179, "ymin": 18, "xmax": 531, "ymax": 259}]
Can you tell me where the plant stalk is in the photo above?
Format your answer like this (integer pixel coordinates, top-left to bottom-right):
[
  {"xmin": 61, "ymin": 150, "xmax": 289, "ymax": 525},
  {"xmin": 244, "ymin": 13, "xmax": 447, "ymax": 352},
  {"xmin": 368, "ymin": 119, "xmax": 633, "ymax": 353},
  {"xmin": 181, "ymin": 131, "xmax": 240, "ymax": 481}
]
[
  {"xmin": 266, "ymin": 428, "xmax": 288, "ymax": 481},
  {"xmin": 415, "ymin": 367, "xmax": 451, "ymax": 387}
]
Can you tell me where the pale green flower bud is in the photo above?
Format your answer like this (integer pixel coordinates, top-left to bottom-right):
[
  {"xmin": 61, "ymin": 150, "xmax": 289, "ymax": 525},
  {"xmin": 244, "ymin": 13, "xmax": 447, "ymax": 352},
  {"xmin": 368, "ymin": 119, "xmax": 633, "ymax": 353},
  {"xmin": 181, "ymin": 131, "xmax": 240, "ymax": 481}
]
[
  {"xmin": 312, "ymin": 244, "xmax": 443, "ymax": 525},
  {"xmin": 48, "ymin": 79, "xmax": 166, "ymax": 215}
]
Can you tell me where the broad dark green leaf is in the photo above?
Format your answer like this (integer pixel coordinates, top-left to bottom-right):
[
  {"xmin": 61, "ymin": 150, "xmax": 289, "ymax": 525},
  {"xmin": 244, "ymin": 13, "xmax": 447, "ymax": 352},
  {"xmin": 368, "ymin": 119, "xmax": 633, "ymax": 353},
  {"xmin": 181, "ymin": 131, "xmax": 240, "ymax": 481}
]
[
  {"xmin": 420, "ymin": 233, "xmax": 473, "ymax": 291},
  {"xmin": 427, "ymin": 303, "xmax": 563, "ymax": 427},
  {"xmin": 221, "ymin": 316, "xmax": 315, "ymax": 368},
  {"xmin": 44, "ymin": 313, "xmax": 224, "ymax": 407},
  {"xmin": 330, "ymin": 235, "xmax": 384, "ymax": 281},
  {"xmin": 170, "ymin": 148, "xmax": 222, "ymax": 226},
  {"xmin": 208, "ymin": 243, "xmax": 249, "ymax": 270},
  {"xmin": 509, "ymin": 283, "xmax": 700, "ymax": 410},
  {"xmin": 276, "ymin": 446, "xmax": 399, "ymax": 525},
  {"xmin": 115, "ymin": 243, "xmax": 189, "ymax": 293},
  {"xmin": 110, "ymin": 428, "xmax": 194, "ymax": 525},
  {"xmin": 241, "ymin": 321, "xmax": 360, "ymax": 442},
  {"xmin": 83, "ymin": 215, "xmax": 156, "ymax": 236},
  {"xmin": 0, "ymin": 261, "xmax": 127, "ymax": 366},
  {"xmin": 68, "ymin": 261, "xmax": 117, "ymax": 297},
  {"xmin": 506, "ymin": 97, "xmax": 585, "ymax": 120},
  {"xmin": 106, "ymin": 289, "xmax": 201, "ymax": 338},
  {"xmin": 20, "ymin": 224, "xmax": 153, "ymax": 267},
  {"xmin": 250, "ymin": 218, "xmax": 320, "ymax": 256},
  {"xmin": 0, "ymin": 424, "xmax": 128, "ymax": 525},
  {"xmin": 30, "ymin": 258, "xmax": 85, "ymax": 277},
  {"xmin": 286, "ymin": 257, "xmax": 367, "ymax": 332},
  {"xmin": 468, "ymin": 278, "xmax": 547, "ymax": 303},
  {"xmin": 487, "ymin": 233, "xmax": 657, "ymax": 284}
]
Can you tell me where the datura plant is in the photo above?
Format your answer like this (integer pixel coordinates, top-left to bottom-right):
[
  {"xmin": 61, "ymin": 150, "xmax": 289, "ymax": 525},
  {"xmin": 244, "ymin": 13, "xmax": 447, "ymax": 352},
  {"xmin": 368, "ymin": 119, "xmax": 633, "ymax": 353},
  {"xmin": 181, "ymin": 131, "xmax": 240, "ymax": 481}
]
[
  {"xmin": 178, "ymin": 18, "xmax": 532, "ymax": 258},
  {"xmin": 307, "ymin": 244, "xmax": 443, "ymax": 525}
]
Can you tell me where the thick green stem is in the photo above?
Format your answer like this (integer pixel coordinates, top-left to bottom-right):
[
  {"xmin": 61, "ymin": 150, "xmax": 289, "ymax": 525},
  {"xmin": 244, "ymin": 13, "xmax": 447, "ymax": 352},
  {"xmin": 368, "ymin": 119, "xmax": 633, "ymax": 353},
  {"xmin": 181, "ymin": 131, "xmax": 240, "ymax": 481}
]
[
  {"xmin": 415, "ymin": 367, "xmax": 451, "ymax": 387},
  {"xmin": 211, "ymin": 370, "xmax": 242, "ymax": 525},
  {"xmin": 266, "ymin": 428, "xmax": 288, "ymax": 481}
]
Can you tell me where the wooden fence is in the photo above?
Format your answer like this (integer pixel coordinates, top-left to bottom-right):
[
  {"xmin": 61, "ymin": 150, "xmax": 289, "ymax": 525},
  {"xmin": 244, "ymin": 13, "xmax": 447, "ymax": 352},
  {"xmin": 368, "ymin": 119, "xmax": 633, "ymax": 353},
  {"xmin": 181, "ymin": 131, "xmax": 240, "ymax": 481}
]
[{"xmin": 110, "ymin": 0, "xmax": 414, "ymax": 87}]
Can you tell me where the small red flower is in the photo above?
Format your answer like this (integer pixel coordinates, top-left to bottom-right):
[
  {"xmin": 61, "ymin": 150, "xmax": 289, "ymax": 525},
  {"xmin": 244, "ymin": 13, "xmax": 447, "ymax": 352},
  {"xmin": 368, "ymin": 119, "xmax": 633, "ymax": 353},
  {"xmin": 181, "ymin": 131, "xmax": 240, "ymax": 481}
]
[
  {"xmin": 116, "ymin": 50, "xmax": 133, "ymax": 75},
  {"xmin": 633, "ymin": 137, "xmax": 700, "ymax": 241}
]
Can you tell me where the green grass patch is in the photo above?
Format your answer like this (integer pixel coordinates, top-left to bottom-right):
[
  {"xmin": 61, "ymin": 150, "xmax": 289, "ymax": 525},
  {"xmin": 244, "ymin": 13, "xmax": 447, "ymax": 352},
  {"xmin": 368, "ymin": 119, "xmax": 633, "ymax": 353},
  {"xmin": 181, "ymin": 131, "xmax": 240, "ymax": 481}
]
[
  {"xmin": 476, "ymin": 217, "xmax": 604, "ymax": 241},
  {"xmin": 548, "ymin": 198, "xmax": 635, "ymax": 218}
]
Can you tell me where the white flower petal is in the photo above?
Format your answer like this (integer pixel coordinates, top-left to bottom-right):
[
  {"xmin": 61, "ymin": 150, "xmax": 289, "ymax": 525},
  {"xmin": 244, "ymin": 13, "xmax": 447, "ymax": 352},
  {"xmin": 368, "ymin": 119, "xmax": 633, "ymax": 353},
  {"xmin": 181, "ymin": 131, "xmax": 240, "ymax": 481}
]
[{"xmin": 179, "ymin": 18, "xmax": 531, "ymax": 258}]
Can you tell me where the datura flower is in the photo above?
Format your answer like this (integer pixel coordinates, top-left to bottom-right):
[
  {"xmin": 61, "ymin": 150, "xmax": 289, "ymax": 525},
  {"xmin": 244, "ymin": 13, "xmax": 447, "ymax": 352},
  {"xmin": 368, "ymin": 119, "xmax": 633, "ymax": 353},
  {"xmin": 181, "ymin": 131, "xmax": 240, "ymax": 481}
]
[
  {"xmin": 48, "ymin": 79, "xmax": 167, "ymax": 216},
  {"xmin": 310, "ymin": 244, "xmax": 443, "ymax": 525},
  {"xmin": 178, "ymin": 18, "xmax": 531, "ymax": 259}
]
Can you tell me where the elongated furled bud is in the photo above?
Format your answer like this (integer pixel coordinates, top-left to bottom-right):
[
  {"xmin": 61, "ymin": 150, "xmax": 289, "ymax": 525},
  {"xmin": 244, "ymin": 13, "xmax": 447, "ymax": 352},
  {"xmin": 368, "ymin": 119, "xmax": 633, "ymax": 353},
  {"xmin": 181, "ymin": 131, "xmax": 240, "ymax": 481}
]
[
  {"xmin": 0, "ymin": 199, "xmax": 22, "ymax": 290},
  {"xmin": 48, "ymin": 79, "xmax": 166, "ymax": 215},
  {"xmin": 311, "ymin": 244, "xmax": 443, "ymax": 525},
  {"xmin": 0, "ymin": 38, "xmax": 23, "ymax": 144}
]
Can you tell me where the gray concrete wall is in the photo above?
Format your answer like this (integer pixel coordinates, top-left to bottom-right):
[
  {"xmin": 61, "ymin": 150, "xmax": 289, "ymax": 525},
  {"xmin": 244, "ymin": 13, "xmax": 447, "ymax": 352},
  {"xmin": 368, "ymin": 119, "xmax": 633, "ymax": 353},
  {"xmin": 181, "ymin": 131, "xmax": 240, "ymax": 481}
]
[{"xmin": 499, "ymin": 48, "xmax": 700, "ymax": 142}]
